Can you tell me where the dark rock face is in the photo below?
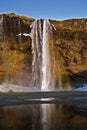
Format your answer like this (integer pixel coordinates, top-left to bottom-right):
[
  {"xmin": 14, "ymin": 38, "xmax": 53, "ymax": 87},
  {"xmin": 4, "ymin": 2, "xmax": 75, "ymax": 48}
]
[{"xmin": 0, "ymin": 13, "xmax": 87, "ymax": 88}]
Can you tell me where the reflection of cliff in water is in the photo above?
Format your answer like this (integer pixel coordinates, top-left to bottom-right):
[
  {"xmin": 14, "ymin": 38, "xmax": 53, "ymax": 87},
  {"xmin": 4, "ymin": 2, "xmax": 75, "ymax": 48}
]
[{"xmin": 0, "ymin": 104, "xmax": 87, "ymax": 130}]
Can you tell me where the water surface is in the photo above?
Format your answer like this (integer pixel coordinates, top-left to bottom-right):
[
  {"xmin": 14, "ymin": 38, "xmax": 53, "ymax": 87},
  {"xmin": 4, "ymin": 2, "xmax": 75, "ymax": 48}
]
[{"xmin": 0, "ymin": 104, "xmax": 87, "ymax": 130}]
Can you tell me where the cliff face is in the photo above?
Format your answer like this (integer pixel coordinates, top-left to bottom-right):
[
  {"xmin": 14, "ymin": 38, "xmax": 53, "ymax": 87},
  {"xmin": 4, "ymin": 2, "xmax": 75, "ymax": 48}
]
[
  {"xmin": 51, "ymin": 19, "xmax": 87, "ymax": 67},
  {"xmin": 0, "ymin": 13, "xmax": 34, "ymax": 86},
  {"xmin": 51, "ymin": 19, "xmax": 87, "ymax": 88},
  {"xmin": 0, "ymin": 13, "xmax": 87, "ymax": 88}
]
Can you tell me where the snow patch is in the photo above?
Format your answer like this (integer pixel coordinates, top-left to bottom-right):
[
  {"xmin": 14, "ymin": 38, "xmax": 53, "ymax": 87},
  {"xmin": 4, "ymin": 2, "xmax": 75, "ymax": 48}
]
[
  {"xmin": 16, "ymin": 33, "xmax": 30, "ymax": 37},
  {"xmin": 73, "ymin": 84, "xmax": 87, "ymax": 91}
]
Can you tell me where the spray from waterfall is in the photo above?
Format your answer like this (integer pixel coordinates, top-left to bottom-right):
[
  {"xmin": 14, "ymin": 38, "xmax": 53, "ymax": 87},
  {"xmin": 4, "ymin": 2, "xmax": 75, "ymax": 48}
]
[{"xmin": 30, "ymin": 19, "xmax": 55, "ymax": 91}]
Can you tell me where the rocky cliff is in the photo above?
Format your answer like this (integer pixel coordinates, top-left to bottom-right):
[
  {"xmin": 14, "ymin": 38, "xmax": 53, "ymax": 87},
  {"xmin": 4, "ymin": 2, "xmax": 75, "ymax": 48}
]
[
  {"xmin": 51, "ymin": 19, "xmax": 87, "ymax": 88},
  {"xmin": 0, "ymin": 13, "xmax": 87, "ymax": 88}
]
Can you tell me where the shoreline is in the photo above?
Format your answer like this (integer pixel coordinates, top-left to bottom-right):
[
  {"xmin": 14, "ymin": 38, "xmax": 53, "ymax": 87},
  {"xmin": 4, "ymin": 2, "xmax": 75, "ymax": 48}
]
[{"xmin": 0, "ymin": 91, "xmax": 87, "ymax": 106}]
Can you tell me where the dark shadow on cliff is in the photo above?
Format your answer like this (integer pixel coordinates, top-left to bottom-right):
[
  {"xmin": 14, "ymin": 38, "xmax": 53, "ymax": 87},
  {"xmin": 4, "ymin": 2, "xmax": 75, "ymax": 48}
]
[{"xmin": 69, "ymin": 70, "xmax": 87, "ymax": 88}]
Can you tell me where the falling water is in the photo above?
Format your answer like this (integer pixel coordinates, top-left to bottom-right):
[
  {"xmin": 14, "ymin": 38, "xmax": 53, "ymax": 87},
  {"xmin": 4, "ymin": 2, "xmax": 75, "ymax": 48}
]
[
  {"xmin": 18, "ymin": 19, "xmax": 22, "ymax": 43},
  {"xmin": 0, "ymin": 16, "xmax": 3, "ymax": 41},
  {"xmin": 0, "ymin": 16, "xmax": 10, "ymax": 84},
  {"xmin": 30, "ymin": 19, "xmax": 54, "ymax": 90},
  {"xmin": 41, "ymin": 20, "xmax": 53, "ymax": 91}
]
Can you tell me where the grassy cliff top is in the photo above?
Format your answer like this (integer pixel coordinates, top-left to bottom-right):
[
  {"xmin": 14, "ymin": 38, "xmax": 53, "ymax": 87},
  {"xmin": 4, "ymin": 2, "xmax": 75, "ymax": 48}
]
[
  {"xmin": 1, "ymin": 13, "xmax": 87, "ymax": 29},
  {"xmin": 0, "ymin": 13, "xmax": 35, "ymax": 25}
]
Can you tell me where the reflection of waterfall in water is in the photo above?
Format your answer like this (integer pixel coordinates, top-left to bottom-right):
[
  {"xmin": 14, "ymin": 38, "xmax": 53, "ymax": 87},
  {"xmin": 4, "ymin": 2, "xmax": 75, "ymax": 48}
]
[
  {"xmin": 30, "ymin": 19, "xmax": 55, "ymax": 90},
  {"xmin": 41, "ymin": 104, "xmax": 55, "ymax": 130}
]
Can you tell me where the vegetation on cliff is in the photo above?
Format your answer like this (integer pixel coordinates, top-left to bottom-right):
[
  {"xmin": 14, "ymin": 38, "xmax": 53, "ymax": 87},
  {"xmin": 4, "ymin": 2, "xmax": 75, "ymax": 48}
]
[{"xmin": 0, "ymin": 13, "xmax": 87, "ymax": 88}]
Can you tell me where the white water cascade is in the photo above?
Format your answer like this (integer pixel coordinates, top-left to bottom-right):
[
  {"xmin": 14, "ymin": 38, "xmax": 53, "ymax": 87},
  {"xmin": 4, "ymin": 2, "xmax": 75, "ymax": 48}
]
[
  {"xmin": 30, "ymin": 19, "xmax": 55, "ymax": 91},
  {"xmin": 0, "ymin": 16, "xmax": 3, "ymax": 40}
]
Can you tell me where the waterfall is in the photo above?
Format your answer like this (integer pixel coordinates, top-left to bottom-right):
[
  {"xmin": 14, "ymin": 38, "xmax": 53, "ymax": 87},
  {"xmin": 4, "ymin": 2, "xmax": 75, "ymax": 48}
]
[
  {"xmin": 0, "ymin": 16, "xmax": 3, "ymax": 41},
  {"xmin": 0, "ymin": 16, "xmax": 11, "ymax": 84},
  {"xmin": 41, "ymin": 20, "xmax": 52, "ymax": 91},
  {"xmin": 18, "ymin": 19, "xmax": 22, "ymax": 43},
  {"xmin": 30, "ymin": 19, "xmax": 54, "ymax": 90}
]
